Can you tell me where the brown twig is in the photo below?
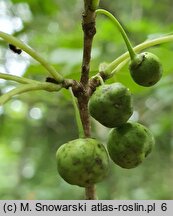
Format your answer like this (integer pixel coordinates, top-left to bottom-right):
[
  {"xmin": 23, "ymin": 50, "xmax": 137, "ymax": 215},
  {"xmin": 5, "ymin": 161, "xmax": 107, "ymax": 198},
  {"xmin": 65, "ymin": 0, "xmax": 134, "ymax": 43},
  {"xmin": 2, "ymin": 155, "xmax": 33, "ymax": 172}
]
[
  {"xmin": 77, "ymin": 0, "xmax": 97, "ymax": 138},
  {"xmin": 85, "ymin": 185, "xmax": 97, "ymax": 200},
  {"xmin": 80, "ymin": 0, "xmax": 96, "ymax": 86},
  {"xmin": 77, "ymin": 0, "xmax": 97, "ymax": 199}
]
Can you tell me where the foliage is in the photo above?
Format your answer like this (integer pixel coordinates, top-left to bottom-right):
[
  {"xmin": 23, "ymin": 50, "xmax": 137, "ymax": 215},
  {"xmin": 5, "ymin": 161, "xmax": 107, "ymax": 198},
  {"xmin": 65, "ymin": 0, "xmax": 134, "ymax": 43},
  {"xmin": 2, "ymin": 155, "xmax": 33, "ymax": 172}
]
[{"xmin": 0, "ymin": 0, "xmax": 173, "ymax": 199}]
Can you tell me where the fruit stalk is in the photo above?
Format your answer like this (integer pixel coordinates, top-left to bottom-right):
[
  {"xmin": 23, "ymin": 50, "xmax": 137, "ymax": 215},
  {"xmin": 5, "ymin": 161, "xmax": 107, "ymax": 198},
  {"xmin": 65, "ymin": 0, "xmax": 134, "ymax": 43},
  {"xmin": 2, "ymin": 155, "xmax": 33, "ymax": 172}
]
[
  {"xmin": 0, "ymin": 73, "xmax": 39, "ymax": 84},
  {"xmin": 70, "ymin": 87, "xmax": 85, "ymax": 138},
  {"xmin": 96, "ymin": 9, "xmax": 136, "ymax": 60},
  {"xmin": 0, "ymin": 82, "xmax": 62, "ymax": 105}
]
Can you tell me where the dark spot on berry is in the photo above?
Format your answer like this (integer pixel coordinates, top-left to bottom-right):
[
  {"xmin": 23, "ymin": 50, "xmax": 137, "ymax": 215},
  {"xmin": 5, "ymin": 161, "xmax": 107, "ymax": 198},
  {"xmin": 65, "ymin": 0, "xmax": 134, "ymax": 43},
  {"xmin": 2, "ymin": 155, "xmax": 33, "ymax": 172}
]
[{"xmin": 72, "ymin": 158, "xmax": 81, "ymax": 165}]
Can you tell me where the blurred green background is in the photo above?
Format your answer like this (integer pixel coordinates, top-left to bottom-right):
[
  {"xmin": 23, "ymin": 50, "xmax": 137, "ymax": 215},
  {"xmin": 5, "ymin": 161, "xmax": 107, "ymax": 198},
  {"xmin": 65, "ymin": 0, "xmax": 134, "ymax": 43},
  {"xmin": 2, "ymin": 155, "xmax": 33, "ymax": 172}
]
[{"xmin": 0, "ymin": 0, "xmax": 173, "ymax": 199}]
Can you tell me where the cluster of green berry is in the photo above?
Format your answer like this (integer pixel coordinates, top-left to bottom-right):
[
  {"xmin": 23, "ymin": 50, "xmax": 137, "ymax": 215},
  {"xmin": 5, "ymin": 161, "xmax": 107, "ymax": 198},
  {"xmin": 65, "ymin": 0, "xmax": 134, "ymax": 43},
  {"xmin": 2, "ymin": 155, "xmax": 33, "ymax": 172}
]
[
  {"xmin": 56, "ymin": 79, "xmax": 157, "ymax": 187},
  {"xmin": 55, "ymin": 9, "xmax": 162, "ymax": 188},
  {"xmin": 89, "ymin": 82, "xmax": 155, "ymax": 169}
]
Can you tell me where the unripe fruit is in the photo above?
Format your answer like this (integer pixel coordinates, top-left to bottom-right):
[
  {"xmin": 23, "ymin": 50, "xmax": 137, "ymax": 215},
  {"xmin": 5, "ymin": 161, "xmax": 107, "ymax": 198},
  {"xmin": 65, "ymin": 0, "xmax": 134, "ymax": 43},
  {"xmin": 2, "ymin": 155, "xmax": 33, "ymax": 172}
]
[
  {"xmin": 129, "ymin": 52, "xmax": 162, "ymax": 87},
  {"xmin": 56, "ymin": 138, "xmax": 109, "ymax": 187},
  {"xmin": 107, "ymin": 122, "xmax": 155, "ymax": 169},
  {"xmin": 89, "ymin": 83, "xmax": 133, "ymax": 128},
  {"xmin": 96, "ymin": 10, "xmax": 163, "ymax": 87}
]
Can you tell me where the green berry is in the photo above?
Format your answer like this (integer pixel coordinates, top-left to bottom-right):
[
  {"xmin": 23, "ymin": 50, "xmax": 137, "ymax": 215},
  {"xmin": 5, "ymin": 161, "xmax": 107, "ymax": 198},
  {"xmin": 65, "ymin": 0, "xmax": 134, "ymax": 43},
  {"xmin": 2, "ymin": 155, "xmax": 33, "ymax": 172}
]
[
  {"xmin": 107, "ymin": 122, "xmax": 155, "ymax": 169},
  {"xmin": 89, "ymin": 83, "xmax": 133, "ymax": 128},
  {"xmin": 56, "ymin": 138, "xmax": 109, "ymax": 187},
  {"xmin": 129, "ymin": 52, "xmax": 162, "ymax": 87}
]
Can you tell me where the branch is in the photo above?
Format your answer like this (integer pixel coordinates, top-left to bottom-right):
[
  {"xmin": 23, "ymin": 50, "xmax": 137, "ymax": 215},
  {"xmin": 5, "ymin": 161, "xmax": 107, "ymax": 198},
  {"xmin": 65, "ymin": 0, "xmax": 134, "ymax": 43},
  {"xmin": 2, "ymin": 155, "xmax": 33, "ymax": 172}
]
[
  {"xmin": 80, "ymin": 0, "xmax": 97, "ymax": 86},
  {"xmin": 77, "ymin": 0, "xmax": 98, "ymax": 139},
  {"xmin": 78, "ymin": 0, "xmax": 99, "ymax": 201},
  {"xmin": 0, "ymin": 82, "xmax": 62, "ymax": 105},
  {"xmin": 0, "ymin": 72, "xmax": 39, "ymax": 84},
  {"xmin": 0, "ymin": 31, "xmax": 64, "ymax": 83},
  {"xmin": 85, "ymin": 185, "xmax": 97, "ymax": 200}
]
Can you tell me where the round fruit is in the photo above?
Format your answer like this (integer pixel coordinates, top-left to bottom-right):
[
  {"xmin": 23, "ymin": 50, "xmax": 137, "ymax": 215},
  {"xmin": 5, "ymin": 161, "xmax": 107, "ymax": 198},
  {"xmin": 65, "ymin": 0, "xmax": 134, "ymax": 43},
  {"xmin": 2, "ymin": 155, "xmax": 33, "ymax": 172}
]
[
  {"xmin": 129, "ymin": 52, "xmax": 162, "ymax": 87},
  {"xmin": 56, "ymin": 138, "xmax": 109, "ymax": 187},
  {"xmin": 107, "ymin": 122, "xmax": 155, "ymax": 169},
  {"xmin": 88, "ymin": 82, "xmax": 133, "ymax": 128}
]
